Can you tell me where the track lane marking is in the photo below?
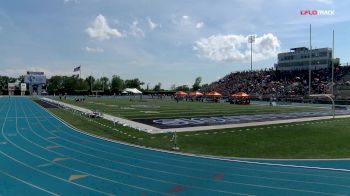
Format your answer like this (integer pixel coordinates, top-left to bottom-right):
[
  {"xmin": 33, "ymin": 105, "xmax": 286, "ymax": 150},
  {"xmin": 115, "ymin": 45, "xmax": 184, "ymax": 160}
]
[{"xmin": 29, "ymin": 99, "xmax": 350, "ymax": 194}]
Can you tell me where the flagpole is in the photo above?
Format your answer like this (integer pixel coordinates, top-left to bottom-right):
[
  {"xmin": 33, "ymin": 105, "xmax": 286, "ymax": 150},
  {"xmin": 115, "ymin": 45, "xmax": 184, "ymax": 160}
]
[{"xmin": 80, "ymin": 65, "xmax": 81, "ymax": 79}]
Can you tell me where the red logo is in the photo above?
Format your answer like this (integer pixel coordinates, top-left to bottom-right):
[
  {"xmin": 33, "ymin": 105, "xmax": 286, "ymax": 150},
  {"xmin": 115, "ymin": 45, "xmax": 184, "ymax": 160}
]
[
  {"xmin": 300, "ymin": 10, "xmax": 318, "ymax": 15},
  {"xmin": 300, "ymin": 10, "xmax": 335, "ymax": 16}
]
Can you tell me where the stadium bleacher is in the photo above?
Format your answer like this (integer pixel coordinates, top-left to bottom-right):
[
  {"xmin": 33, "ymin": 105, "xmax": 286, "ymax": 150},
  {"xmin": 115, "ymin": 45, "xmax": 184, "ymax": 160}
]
[{"xmin": 201, "ymin": 66, "xmax": 350, "ymax": 98}]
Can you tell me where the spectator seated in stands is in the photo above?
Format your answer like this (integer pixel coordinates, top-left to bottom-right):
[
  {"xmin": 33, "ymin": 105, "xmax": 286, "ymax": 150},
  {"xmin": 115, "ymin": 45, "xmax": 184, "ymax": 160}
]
[{"xmin": 201, "ymin": 67, "xmax": 350, "ymax": 98}]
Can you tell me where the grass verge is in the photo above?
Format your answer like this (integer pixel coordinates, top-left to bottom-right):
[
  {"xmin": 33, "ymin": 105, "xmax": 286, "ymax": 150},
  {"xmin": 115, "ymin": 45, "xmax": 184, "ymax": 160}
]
[{"xmin": 49, "ymin": 107, "xmax": 350, "ymax": 159}]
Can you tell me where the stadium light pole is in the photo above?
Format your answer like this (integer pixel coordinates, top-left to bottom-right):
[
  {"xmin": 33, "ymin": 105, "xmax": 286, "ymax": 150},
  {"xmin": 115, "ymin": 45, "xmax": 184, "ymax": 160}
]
[
  {"xmin": 248, "ymin": 35, "xmax": 255, "ymax": 71},
  {"xmin": 331, "ymin": 30, "xmax": 334, "ymax": 96},
  {"xmin": 308, "ymin": 24, "xmax": 312, "ymax": 96}
]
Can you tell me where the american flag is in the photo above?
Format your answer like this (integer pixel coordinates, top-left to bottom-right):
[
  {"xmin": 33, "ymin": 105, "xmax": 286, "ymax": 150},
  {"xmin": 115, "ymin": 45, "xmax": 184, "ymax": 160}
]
[{"xmin": 73, "ymin": 66, "xmax": 81, "ymax": 72}]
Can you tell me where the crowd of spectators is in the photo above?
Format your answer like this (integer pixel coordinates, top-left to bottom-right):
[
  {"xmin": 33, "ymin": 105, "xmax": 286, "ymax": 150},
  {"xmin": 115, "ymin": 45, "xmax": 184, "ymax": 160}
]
[{"xmin": 201, "ymin": 66, "xmax": 350, "ymax": 98}]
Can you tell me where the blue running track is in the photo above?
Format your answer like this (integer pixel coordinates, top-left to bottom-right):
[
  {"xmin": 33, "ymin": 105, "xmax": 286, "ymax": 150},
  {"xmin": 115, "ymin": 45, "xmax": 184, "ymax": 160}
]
[{"xmin": 1, "ymin": 97, "xmax": 350, "ymax": 195}]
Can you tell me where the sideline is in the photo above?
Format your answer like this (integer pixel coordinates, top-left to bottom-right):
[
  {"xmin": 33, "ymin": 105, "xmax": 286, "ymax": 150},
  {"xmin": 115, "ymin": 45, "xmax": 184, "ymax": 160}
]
[
  {"xmin": 42, "ymin": 97, "xmax": 350, "ymax": 134},
  {"xmin": 41, "ymin": 97, "xmax": 160, "ymax": 133}
]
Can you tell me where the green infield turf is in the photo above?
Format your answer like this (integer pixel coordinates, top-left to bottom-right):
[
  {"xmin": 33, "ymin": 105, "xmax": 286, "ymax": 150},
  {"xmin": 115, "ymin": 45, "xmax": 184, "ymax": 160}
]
[
  {"xmin": 49, "ymin": 107, "xmax": 350, "ymax": 159},
  {"xmin": 58, "ymin": 97, "xmax": 324, "ymax": 120}
]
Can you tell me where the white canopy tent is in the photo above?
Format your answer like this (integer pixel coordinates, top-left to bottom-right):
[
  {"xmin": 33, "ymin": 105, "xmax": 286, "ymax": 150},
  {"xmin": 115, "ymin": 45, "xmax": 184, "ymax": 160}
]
[{"xmin": 122, "ymin": 88, "xmax": 142, "ymax": 94}]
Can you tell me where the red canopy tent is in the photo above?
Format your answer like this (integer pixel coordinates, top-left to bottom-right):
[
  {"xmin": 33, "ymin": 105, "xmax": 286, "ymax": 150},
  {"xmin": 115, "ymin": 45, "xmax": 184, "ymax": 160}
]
[
  {"xmin": 175, "ymin": 91, "xmax": 187, "ymax": 97},
  {"xmin": 188, "ymin": 91, "xmax": 204, "ymax": 97},
  {"xmin": 206, "ymin": 91, "xmax": 222, "ymax": 97},
  {"xmin": 231, "ymin": 92, "xmax": 249, "ymax": 98},
  {"xmin": 230, "ymin": 92, "xmax": 250, "ymax": 104}
]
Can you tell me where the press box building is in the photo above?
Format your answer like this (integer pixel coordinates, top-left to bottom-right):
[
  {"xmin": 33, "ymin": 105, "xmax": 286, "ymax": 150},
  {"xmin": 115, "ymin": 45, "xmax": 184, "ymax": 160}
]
[{"xmin": 275, "ymin": 47, "xmax": 339, "ymax": 71}]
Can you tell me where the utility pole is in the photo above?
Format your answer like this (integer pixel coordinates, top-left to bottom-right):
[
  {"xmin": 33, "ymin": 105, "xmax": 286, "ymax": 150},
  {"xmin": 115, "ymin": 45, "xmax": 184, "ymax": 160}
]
[
  {"xmin": 90, "ymin": 73, "xmax": 92, "ymax": 95},
  {"xmin": 308, "ymin": 24, "xmax": 312, "ymax": 96}
]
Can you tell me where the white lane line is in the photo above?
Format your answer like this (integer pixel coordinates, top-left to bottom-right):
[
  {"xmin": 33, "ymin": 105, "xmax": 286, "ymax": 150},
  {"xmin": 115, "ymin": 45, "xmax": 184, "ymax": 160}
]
[
  {"xmin": 0, "ymin": 169, "xmax": 58, "ymax": 195},
  {"xmin": 28, "ymin": 101, "xmax": 247, "ymax": 195},
  {"xmin": 7, "ymin": 99, "xmax": 112, "ymax": 195},
  {"xmin": 34, "ymin": 100, "xmax": 350, "ymax": 187},
  {"xmin": 0, "ymin": 99, "xmax": 63, "ymax": 196},
  {"xmin": 37, "ymin": 163, "xmax": 55, "ymax": 168},
  {"xmin": 55, "ymin": 111, "xmax": 350, "ymax": 178},
  {"xmin": 0, "ymin": 149, "xmax": 111, "ymax": 196},
  {"xmin": 26, "ymin": 106, "xmax": 348, "ymax": 196}
]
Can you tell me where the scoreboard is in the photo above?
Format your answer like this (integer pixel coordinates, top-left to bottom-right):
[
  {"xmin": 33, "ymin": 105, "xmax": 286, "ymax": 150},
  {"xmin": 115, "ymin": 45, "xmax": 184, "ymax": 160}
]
[{"xmin": 24, "ymin": 71, "xmax": 46, "ymax": 85}]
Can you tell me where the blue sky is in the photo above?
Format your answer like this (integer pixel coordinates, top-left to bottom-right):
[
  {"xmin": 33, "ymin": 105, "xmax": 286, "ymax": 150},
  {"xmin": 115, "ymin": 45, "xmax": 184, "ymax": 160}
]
[{"xmin": 0, "ymin": 0, "xmax": 349, "ymax": 89}]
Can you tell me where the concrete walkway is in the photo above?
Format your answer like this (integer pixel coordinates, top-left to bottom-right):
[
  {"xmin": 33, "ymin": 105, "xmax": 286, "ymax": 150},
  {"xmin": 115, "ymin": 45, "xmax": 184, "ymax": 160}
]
[
  {"xmin": 41, "ymin": 97, "xmax": 350, "ymax": 134},
  {"xmin": 41, "ymin": 97, "xmax": 161, "ymax": 133}
]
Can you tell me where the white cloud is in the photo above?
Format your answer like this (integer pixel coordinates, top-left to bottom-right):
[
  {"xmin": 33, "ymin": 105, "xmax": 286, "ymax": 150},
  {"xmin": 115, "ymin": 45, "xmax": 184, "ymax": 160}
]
[
  {"xmin": 84, "ymin": 46, "xmax": 104, "ymax": 53},
  {"xmin": 63, "ymin": 0, "xmax": 78, "ymax": 5},
  {"xmin": 172, "ymin": 15, "xmax": 204, "ymax": 30},
  {"xmin": 86, "ymin": 14, "xmax": 123, "ymax": 40},
  {"xmin": 196, "ymin": 22, "xmax": 204, "ymax": 29},
  {"xmin": 179, "ymin": 15, "xmax": 191, "ymax": 26},
  {"xmin": 194, "ymin": 33, "xmax": 280, "ymax": 62},
  {"xmin": 129, "ymin": 20, "xmax": 145, "ymax": 38},
  {"xmin": 147, "ymin": 18, "xmax": 160, "ymax": 30}
]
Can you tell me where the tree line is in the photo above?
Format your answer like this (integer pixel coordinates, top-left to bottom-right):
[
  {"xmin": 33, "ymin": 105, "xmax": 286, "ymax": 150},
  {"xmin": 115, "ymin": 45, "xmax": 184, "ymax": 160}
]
[
  {"xmin": 0, "ymin": 74, "xmax": 206, "ymax": 95},
  {"xmin": 47, "ymin": 75, "xmax": 145, "ymax": 95}
]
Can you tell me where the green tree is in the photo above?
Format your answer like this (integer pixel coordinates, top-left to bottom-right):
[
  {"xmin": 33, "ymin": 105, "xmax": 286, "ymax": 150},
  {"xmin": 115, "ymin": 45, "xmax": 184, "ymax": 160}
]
[
  {"xmin": 111, "ymin": 75, "xmax": 124, "ymax": 92},
  {"xmin": 75, "ymin": 78, "xmax": 89, "ymax": 93},
  {"xmin": 47, "ymin": 76, "xmax": 64, "ymax": 95},
  {"xmin": 200, "ymin": 83, "xmax": 209, "ymax": 90},
  {"xmin": 100, "ymin": 76, "xmax": 110, "ymax": 91},
  {"xmin": 124, "ymin": 78, "xmax": 144, "ymax": 89},
  {"xmin": 92, "ymin": 79, "xmax": 104, "ymax": 91},
  {"xmin": 192, "ymin": 76, "xmax": 202, "ymax": 91},
  {"xmin": 175, "ymin": 85, "xmax": 190, "ymax": 92},
  {"xmin": 85, "ymin": 75, "xmax": 95, "ymax": 92},
  {"xmin": 18, "ymin": 75, "xmax": 25, "ymax": 83},
  {"xmin": 0, "ymin": 76, "xmax": 16, "ymax": 94},
  {"xmin": 153, "ymin": 82, "xmax": 162, "ymax": 91}
]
